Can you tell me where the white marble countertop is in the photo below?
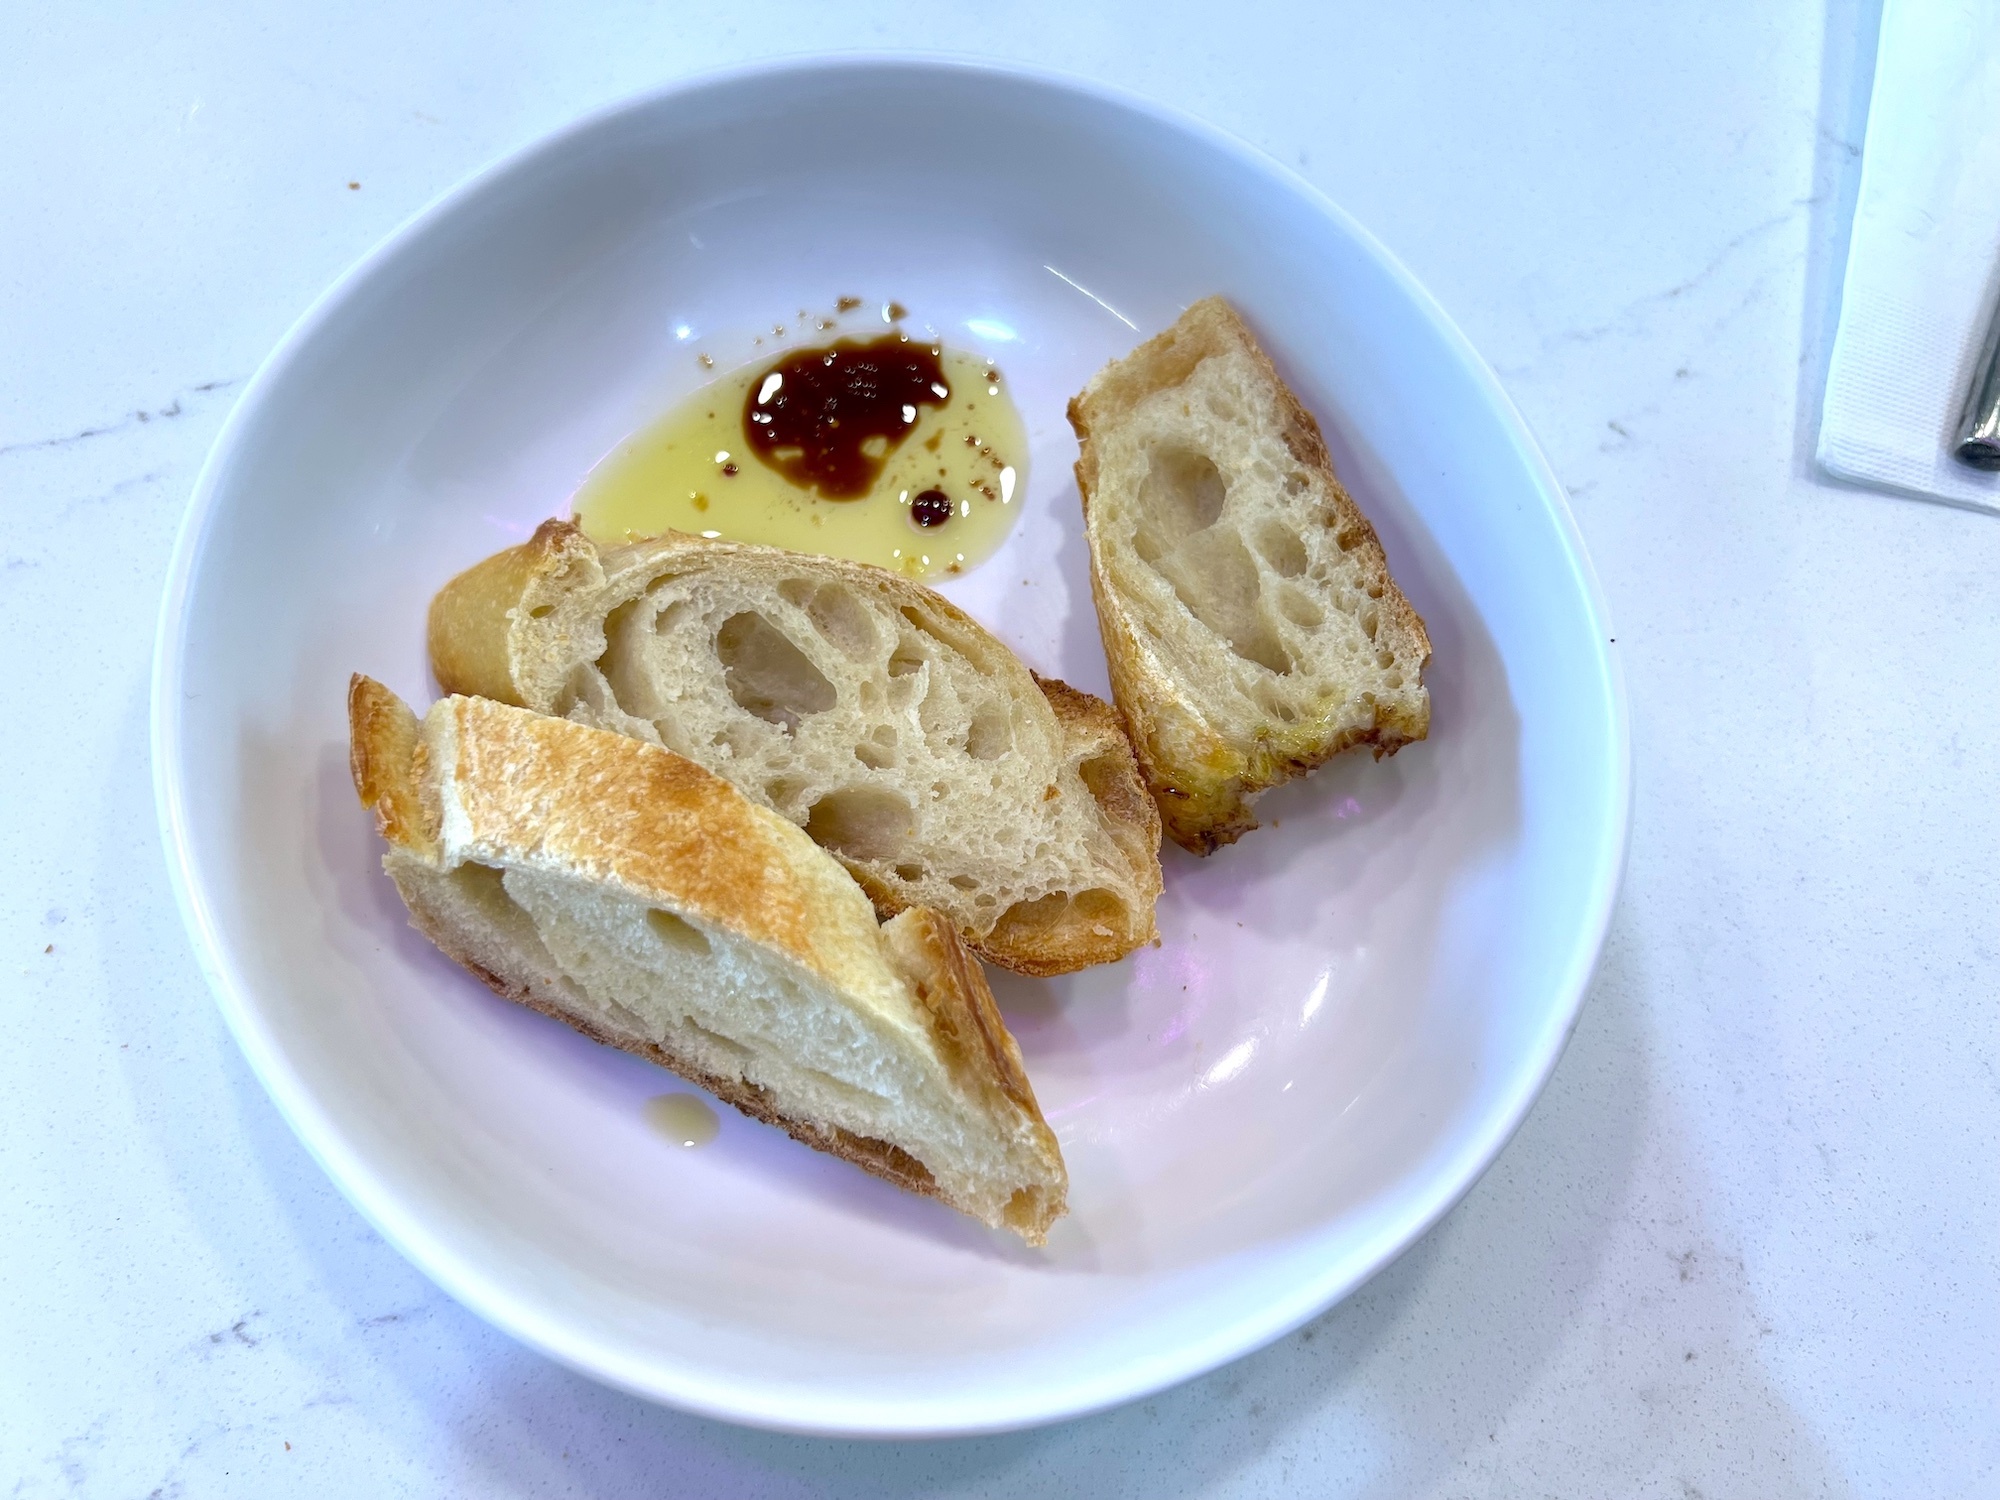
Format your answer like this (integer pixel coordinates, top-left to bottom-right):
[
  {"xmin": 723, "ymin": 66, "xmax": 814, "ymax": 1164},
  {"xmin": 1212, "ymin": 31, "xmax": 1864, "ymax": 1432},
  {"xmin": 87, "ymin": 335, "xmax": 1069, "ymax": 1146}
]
[{"xmin": 6, "ymin": 2, "xmax": 1995, "ymax": 1494}]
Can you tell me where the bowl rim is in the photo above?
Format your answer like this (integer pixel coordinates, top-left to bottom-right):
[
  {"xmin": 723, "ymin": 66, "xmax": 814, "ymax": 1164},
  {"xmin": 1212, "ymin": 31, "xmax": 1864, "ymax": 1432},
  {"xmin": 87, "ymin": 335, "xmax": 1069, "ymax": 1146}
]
[{"xmin": 151, "ymin": 50, "xmax": 1632, "ymax": 1437}]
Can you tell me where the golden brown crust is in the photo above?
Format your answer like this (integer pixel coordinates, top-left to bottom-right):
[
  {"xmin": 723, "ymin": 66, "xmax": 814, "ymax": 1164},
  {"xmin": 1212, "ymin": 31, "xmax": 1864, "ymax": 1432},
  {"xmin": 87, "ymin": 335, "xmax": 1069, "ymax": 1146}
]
[
  {"xmin": 889, "ymin": 909, "xmax": 1036, "ymax": 1110},
  {"xmin": 427, "ymin": 518, "xmax": 602, "ymax": 706},
  {"xmin": 348, "ymin": 676, "xmax": 1066, "ymax": 1243},
  {"xmin": 431, "ymin": 694, "xmax": 857, "ymax": 978},
  {"xmin": 429, "ymin": 524, "xmax": 1164, "ymax": 975},
  {"xmin": 881, "ymin": 909, "xmax": 1066, "ymax": 1237},
  {"xmin": 1069, "ymin": 296, "xmax": 1432, "ymax": 854},
  {"xmin": 348, "ymin": 674, "xmax": 437, "ymax": 858}
]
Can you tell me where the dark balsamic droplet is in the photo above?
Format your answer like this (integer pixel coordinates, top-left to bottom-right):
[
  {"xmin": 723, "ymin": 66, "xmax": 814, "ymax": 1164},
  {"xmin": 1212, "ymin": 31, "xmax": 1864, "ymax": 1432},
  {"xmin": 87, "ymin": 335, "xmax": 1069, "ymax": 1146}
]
[
  {"xmin": 911, "ymin": 489, "xmax": 953, "ymax": 528},
  {"xmin": 740, "ymin": 335, "xmax": 950, "ymax": 498}
]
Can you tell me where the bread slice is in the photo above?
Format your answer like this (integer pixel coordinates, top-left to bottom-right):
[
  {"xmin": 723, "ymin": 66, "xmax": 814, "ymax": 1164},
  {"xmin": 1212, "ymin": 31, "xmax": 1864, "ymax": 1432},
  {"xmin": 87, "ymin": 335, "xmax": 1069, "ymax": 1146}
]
[
  {"xmin": 428, "ymin": 522, "xmax": 1162, "ymax": 976},
  {"xmin": 1069, "ymin": 296, "xmax": 1432, "ymax": 853},
  {"xmin": 348, "ymin": 675, "xmax": 1067, "ymax": 1244}
]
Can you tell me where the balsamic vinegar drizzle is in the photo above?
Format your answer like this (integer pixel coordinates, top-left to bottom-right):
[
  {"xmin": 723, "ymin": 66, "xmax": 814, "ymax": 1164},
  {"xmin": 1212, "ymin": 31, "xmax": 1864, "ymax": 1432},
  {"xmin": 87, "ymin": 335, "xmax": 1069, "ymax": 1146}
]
[
  {"xmin": 744, "ymin": 337, "xmax": 954, "ymax": 499},
  {"xmin": 572, "ymin": 301, "xmax": 1026, "ymax": 580}
]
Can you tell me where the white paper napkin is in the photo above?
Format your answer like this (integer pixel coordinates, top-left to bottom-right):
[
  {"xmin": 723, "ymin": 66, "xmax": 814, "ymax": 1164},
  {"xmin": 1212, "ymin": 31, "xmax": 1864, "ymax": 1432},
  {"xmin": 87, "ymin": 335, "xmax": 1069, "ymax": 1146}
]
[{"xmin": 1818, "ymin": 0, "xmax": 2000, "ymax": 511}]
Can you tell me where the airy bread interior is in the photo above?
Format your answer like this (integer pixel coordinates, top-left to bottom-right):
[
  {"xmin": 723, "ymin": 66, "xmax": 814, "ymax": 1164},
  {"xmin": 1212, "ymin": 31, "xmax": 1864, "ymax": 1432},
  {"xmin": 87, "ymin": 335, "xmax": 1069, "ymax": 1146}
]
[
  {"xmin": 348, "ymin": 676, "xmax": 1068, "ymax": 1243},
  {"xmin": 1070, "ymin": 296, "xmax": 1432, "ymax": 852},
  {"xmin": 428, "ymin": 525, "xmax": 1162, "ymax": 976}
]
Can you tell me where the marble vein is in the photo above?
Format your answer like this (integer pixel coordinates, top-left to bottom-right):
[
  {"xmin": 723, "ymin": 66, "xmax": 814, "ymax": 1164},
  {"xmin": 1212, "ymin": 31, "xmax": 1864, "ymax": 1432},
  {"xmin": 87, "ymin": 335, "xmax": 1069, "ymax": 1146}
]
[{"xmin": 0, "ymin": 378, "xmax": 243, "ymax": 460}]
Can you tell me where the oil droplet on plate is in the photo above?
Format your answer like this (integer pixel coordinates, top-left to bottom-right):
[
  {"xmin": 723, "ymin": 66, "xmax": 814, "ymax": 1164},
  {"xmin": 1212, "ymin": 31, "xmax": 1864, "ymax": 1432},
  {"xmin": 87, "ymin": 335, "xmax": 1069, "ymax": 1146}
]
[{"xmin": 645, "ymin": 1093, "xmax": 719, "ymax": 1147}]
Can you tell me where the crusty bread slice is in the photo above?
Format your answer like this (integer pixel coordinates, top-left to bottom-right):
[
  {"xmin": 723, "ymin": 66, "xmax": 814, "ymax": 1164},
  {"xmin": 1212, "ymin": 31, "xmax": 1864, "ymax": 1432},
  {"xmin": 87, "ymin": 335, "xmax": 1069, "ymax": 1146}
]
[
  {"xmin": 1069, "ymin": 296, "xmax": 1432, "ymax": 853},
  {"xmin": 428, "ymin": 522, "xmax": 1162, "ymax": 976},
  {"xmin": 348, "ymin": 675, "xmax": 1067, "ymax": 1243}
]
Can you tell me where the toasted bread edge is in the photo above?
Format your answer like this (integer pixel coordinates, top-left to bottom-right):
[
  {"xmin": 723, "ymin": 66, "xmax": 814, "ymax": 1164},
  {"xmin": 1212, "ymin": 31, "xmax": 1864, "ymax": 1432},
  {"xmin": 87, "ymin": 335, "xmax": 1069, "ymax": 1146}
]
[
  {"xmin": 346, "ymin": 675, "xmax": 1066, "ymax": 1244},
  {"xmin": 1069, "ymin": 297, "xmax": 1433, "ymax": 854}
]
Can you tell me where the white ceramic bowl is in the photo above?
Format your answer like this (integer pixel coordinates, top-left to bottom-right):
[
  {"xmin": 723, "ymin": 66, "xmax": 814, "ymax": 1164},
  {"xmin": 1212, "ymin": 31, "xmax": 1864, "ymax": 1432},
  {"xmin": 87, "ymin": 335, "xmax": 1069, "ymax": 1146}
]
[{"xmin": 154, "ymin": 57, "xmax": 1627, "ymax": 1436}]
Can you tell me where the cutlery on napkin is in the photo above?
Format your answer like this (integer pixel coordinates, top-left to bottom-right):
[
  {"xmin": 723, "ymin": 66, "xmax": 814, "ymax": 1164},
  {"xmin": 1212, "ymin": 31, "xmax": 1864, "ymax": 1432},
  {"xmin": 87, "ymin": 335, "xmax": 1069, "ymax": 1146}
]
[{"xmin": 1818, "ymin": 0, "xmax": 2000, "ymax": 510}]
